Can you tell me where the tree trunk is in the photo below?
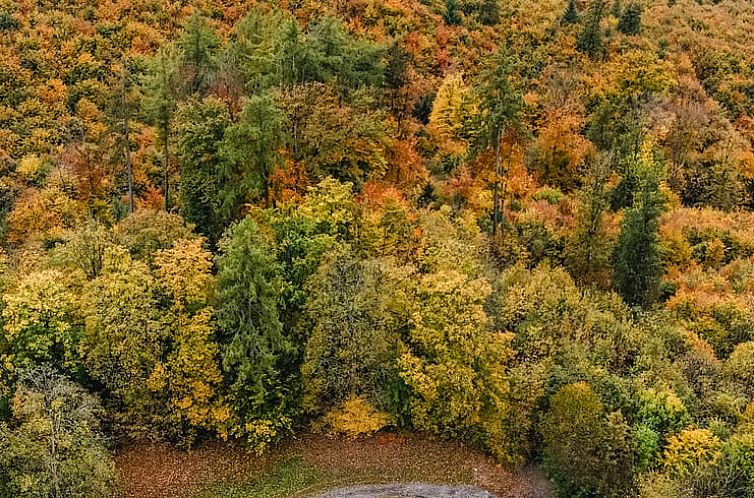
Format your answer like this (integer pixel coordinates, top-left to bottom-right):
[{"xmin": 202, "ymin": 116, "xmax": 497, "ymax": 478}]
[
  {"xmin": 163, "ymin": 126, "xmax": 170, "ymax": 211},
  {"xmin": 122, "ymin": 67, "xmax": 134, "ymax": 214},
  {"xmin": 492, "ymin": 129, "xmax": 501, "ymax": 237}
]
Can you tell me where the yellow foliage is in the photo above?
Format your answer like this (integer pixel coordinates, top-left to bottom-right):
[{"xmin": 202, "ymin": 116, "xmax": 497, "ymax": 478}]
[
  {"xmin": 662, "ymin": 428, "xmax": 722, "ymax": 476},
  {"xmin": 323, "ymin": 396, "xmax": 391, "ymax": 438},
  {"xmin": 16, "ymin": 154, "xmax": 43, "ymax": 179}
]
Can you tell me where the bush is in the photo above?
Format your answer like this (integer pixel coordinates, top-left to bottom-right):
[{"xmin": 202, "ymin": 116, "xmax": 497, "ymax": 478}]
[
  {"xmin": 662, "ymin": 428, "xmax": 721, "ymax": 476},
  {"xmin": 323, "ymin": 396, "xmax": 391, "ymax": 438}
]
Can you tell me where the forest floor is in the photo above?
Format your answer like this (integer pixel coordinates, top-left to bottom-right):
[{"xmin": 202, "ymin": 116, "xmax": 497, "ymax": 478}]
[{"xmin": 115, "ymin": 432, "xmax": 553, "ymax": 498}]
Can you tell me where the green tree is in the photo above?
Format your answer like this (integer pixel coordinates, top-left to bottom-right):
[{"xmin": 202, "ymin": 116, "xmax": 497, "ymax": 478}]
[
  {"xmin": 541, "ymin": 382, "xmax": 635, "ymax": 497},
  {"xmin": 215, "ymin": 217, "xmax": 292, "ymax": 450},
  {"xmin": 174, "ymin": 97, "xmax": 230, "ymax": 244},
  {"xmin": 177, "ymin": 9, "xmax": 219, "ymax": 97},
  {"xmin": 478, "ymin": 0, "xmax": 501, "ymax": 25},
  {"xmin": 1, "ymin": 270, "xmax": 82, "ymax": 379},
  {"xmin": 0, "ymin": 366, "xmax": 118, "ymax": 498},
  {"xmin": 220, "ymin": 92, "xmax": 285, "ymax": 209},
  {"xmin": 613, "ymin": 160, "xmax": 666, "ymax": 307},
  {"xmin": 444, "ymin": 0, "xmax": 461, "ymax": 25},
  {"xmin": 78, "ymin": 247, "xmax": 163, "ymax": 435},
  {"xmin": 142, "ymin": 44, "xmax": 181, "ymax": 211},
  {"xmin": 565, "ymin": 155, "xmax": 613, "ymax": 287},
  {"xmin": 617, "ymin": 2, "xmax": 642, "ymax": 35},
  {"xmin": 577, "ymin": 0, "xmax": 608, "ymax": 57},
  {"xmin": 301, "ymin": 248, "xmax": 406, "ymax": 415},
  {"xmin": 562, "ymin": 0, "xmax": 580, "ymax": 24},
  {"xmin": 472, "ymin": 47, "xmax": 524, "ymax": 236}
]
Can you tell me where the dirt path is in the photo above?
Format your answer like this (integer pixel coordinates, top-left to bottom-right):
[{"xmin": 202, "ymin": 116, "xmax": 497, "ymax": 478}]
[{"xmin": 317, "ymin": 483, "xmax": 496, "ymax": 497}]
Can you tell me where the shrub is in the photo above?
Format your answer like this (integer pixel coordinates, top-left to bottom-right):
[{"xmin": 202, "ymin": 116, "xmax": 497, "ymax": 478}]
[
  {"xmin": 662, "ymin": 428, "xmax": 722, "ymax": 476},
  {"xmin": 323, "ymin": 396, "xmax": 391, "ymax": 438}
]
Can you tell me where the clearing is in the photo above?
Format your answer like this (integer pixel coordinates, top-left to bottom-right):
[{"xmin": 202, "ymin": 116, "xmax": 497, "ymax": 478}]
[{"xmin": 116, "ymin": 432, "xmax": 552, "ymax": 498}]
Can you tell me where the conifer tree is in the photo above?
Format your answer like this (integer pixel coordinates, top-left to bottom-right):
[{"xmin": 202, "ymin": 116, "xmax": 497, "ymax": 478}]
[
  {"xmin": 577, "ymin": 0, "xmax": 608, "ymax": 58},
  {"xmin": 562, "ymin": 0, "xmax": 580, "ymax": 25},
  {"xmin": 444, "ymin": 0, "xmax": 461, "ymax": 26},
  {"xmin": 472, "ymin": 47, "xmax": 524, "ymax": 236},
  {"xmin": 479, "ymin": 0, "xmax": 501, "ymax": 26},
  {"xmin": 177, "ymin": 9, "xmax": 219, "ymax": 97},
  {"xmin": 215, "ymin": 217, "xmax": 293, "ymax": 449},
  {"xmin": 613, "ymin": 160, "xmax": 666, "ymax": 307},
  {"xmin": 617, "ymin": 2, "xmax": 642, "ymax": 35},
  {"xmin": 142, "ymin": 45, "xmax": 180, "ymax": 211}
]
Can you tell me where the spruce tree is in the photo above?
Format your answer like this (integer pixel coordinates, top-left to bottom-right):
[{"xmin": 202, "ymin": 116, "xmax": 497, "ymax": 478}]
[
  {"xmin": 613, "ymin": 160, "xmax": 666, "ymax": 308},
  {"xmin": 177, "ymin": 8, "xmax": 219, "ymax": 97},
  {"xmin": 215, "ymin": 217, "xmax": 293, "ymax": 446},
  {"xmin": 142, "ymin": 44, "xmax": 180, "ymax": 211},
  {"xmin": 577, "ymin": 0, "xmax": 607, "ymax": 57},
  {"xmin": 444, "ymin": 0, "xmax": 461, "ymax": 26},
  {"xmin": 562, "ymin": 0, "xmax": 580, "ymax": 24},
  {"xmin": 472, "ymin": 47, "xmax": 524, "ymax": 236},
  {"xmin": 617, "ymin": 2, "xmax": 642, "ymax": 35}
]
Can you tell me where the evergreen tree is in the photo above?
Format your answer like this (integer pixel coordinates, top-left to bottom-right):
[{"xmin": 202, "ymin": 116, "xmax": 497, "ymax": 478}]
[
  {"xmin": 472, "ymin": 47, "xmax": 525, "ymax": 236},
  {"xmin": 174, "ymin": 97, "xmax": 230, "ymax": 244},
  {"xmin": 613, "ymin": 160, "xmax": 666, "ymax": 307},
  {"xmin": 142, "ymin": 44, "xmax": 180, "ymax": 211},
  {"xmin": 577, "ymin": 0, "xmax": 608, "ymax": 58},
  {"xmin": 444, "ymin": 0, "xmax": 461, "ymax": 26},
  {"xmin": 565, "ymin": 155, "xmax": 613, "ymax": 287},
  {"xmin": 177, "ymin": 9, "xmax": 219, "ymax": 97},
  {"xmin": 617, "ymin": 2, "xmax": 642, "ymax": 35},
  {"xmin": 562, "ymin": 0, "xmax": 580, "ymax": 24},
  {"xmin": 215, "ymin": 217, "xmax": 294, "ymax": 449},
  {"xmin": 220, "ymin": 92, "xmax": 285, "ymax": 210}
]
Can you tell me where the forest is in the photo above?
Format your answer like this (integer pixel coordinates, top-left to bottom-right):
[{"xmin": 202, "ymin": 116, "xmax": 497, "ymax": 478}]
[{"xmin": 2, "ymin": 0, "xmax": 754, "ymax": 496}]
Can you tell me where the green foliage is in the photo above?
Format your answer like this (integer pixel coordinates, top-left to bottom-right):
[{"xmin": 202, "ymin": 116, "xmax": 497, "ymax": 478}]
[
  {"xmin": 220, "ymin": 93, "xmax": 285, "ymax": 208},
  {"xmin": 113, "ymin": 209, "xmax": 197, "ymax": 261},
  {"xmin": 302, "ymin": 248, "xmax": 406, "ymax": 415},
  {"xmin": 565, "ymin": 156, "xmax": 613, "ymax": 287},
  {"xmin": 215, "ymin": 217, "xmax": 293, "ymax": 450},
  {"xmin": 175, "ymin": 97, "xmax": 231, "ymax": 243},
  {"xmin": 471, "ymin": 47, "xmax": 524, "ymax": 154},
  {"xmin": 577, "ymin": 0, "xmax": 608, "ymax": 58},
  {"xmin": 613, "ymin": 161, "xmax": 666, "ymax": 307},
  {"xmin": 78, "ymin": 247, "xmax": 164, "ymax": 435},
  {"xmin": 617, "ymin": 2, "xmax": 642, "ymax": 35},
  {"xmin": 177, "ymin": 9, "xmax": 219, "ymax": 97},
  {"xmin": 0, "ymin": 366, "xmax": 118, "ymax": 498},
  {"xmin": 1, "ymin": 270, "xmax": 82, "ymax": 379},
  {"xmin": 444, "ymin": 0, "xmax": 461, "ymax": 26},
  {"xmin": 541, "ymin": 382, "xmax": 635, "ymax": 497},
  {"xmin": 562, "ymin": 0, "xmax": 580, "ymax": 24}
]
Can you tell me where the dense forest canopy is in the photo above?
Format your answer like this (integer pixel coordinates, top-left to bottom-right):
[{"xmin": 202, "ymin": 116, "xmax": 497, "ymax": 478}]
[{"xmin": 3, "ymin": 0, "xmax": 754, "ymax": 496}]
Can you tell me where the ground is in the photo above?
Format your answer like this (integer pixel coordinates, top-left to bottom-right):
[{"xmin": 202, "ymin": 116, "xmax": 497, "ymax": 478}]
[{"xmin": 115, "ymin": 432, "xmax": 553, "ymax": 498}]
